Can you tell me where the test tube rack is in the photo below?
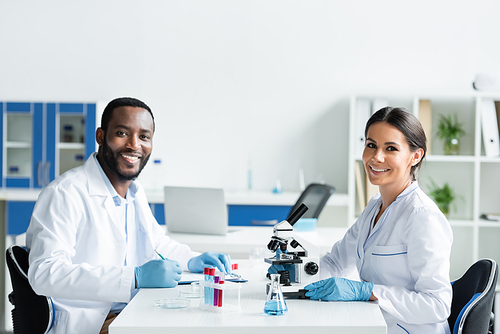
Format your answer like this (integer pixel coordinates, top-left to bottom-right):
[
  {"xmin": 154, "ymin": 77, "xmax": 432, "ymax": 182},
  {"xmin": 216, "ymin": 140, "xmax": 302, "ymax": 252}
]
[{"xmin": 199, "ymin": 280, "xmax": 242, "ymax": 313}]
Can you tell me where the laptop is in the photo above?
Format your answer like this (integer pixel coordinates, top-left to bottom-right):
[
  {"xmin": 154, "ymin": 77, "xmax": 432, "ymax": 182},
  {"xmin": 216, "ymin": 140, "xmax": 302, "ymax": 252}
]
[{"xmin": 163, "ymin": 186, "xmax": 229, "ymax": 235}]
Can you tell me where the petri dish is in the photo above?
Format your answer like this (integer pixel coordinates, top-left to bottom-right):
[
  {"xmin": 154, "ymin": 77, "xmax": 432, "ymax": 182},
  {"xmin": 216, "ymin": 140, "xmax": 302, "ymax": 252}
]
[
  {"xmin": 178, "ymin": 281, "xmax": 202, "ymax": 298},
  {"xmin": 179, "ymin": 290, "xmax": 201, "ymax": 299},
  {"xmin": 154, "ymin": 298, "xmax": 190, "ymax": 309}
]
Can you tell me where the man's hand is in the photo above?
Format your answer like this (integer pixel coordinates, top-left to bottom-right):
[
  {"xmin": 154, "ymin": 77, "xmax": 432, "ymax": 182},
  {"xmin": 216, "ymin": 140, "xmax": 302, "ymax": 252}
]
[
  {"xmin": 188, "ymin": 252, "xmax": 231, "ymax": 274},
  {"xmin": 134, "ymin": 259, "xmax": 182, "ymax": 288}
]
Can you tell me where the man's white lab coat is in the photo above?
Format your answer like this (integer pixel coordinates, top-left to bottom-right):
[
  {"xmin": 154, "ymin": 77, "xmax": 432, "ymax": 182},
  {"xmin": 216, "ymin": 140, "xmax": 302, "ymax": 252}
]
[{"xmin": 26, "ymin": 153, "xmax": 199, "ymax": 334}]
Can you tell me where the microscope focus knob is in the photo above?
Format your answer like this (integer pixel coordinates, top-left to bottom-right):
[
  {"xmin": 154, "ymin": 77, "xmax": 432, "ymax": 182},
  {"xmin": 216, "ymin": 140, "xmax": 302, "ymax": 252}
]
[{"xmin": 304, "ymin": 262, "xmax": 319, "ymax": 275}]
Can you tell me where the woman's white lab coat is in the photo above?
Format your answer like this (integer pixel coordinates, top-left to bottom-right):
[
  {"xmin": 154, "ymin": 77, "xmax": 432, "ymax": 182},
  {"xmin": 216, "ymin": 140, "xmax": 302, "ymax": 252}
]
[
  {"xmin": 320, "ymin": 182, "xmax": 453, "ymax": 334},
  {"xmin": 26, "ymin": 153, "xmax": 199, "ymax": 334}
]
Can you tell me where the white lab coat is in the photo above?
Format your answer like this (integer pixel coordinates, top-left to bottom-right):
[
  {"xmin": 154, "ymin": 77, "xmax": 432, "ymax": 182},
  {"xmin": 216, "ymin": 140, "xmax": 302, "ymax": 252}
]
[
  {"xmin": 26, "ymin": 153, "xmax": 199, "ymax": 334},
  {"xmin": 320, "ymin": 182, "xmax": 453, "ymax": 334}
]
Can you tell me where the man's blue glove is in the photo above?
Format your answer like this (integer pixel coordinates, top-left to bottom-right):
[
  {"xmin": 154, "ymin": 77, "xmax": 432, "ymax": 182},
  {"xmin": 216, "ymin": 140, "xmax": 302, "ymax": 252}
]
[
  {"xmin": 304, "ymin": 277, "xmax": 374, "ymax": 301},
  {"xmin": 188, "ymin": 252, "xmax": 232, "ymax": 274},
  {"xmin": 134, "ymin": 259, "xmax": 182, "ymax": 289}
]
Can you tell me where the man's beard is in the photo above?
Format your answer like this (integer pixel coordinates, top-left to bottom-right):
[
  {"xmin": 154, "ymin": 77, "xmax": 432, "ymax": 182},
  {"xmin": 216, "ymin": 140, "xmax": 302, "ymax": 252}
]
[{"xmin": 102, "ymin": 139, "xmax": 150, "ymax": 181}]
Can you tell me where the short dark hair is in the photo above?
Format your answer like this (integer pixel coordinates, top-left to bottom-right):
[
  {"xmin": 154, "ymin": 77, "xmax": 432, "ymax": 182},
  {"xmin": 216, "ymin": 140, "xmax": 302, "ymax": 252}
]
[
  {"xmin": 364, "ymin": 106, "xmax": 426, "ymax": 181},
  {"xmin": 101, "ymin": 97, "xmax": 155, "ymax": 134}
]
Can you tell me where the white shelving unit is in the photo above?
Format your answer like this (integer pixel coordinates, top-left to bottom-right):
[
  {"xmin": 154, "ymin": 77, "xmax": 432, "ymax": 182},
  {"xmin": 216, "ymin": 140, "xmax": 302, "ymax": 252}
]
[{"xmin": 348, "ymin": 94, "xmax": 500, "ymax": 281}]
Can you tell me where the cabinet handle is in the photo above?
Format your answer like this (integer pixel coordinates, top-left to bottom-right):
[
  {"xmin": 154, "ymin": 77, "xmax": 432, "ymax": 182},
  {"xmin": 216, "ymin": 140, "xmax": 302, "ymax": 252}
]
[
  {"xmin": 44, "ymin": 161, "xmax": 51, "ymax": 187},
  {"xmin": 37, "ymin": 161, "xmax": 43, "ymax": 187}
]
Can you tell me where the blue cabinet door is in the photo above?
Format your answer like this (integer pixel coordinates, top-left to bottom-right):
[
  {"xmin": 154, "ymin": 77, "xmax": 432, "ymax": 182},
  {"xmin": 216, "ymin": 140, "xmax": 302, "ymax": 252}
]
[
  {"xmin": 4, "ymin": 102, "xmax": 37, "ymax": 188},
  {"xmin": 6, "ymin": 201, "xmax": 36, "ymax": 235},
  {"xmin": 56, "ymin": 103, "xmax": 96, "ymax": 181}
]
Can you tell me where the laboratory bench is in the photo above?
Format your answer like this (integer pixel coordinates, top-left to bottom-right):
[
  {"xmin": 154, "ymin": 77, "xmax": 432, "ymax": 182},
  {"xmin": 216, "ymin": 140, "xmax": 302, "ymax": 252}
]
[{"xmin": 109, "ymin": 260, "xmax": 387, "ymax": 334}]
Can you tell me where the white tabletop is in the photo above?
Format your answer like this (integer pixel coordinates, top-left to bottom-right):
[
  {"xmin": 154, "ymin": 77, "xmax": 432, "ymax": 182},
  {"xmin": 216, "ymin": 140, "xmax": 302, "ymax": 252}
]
[
  {"xmin": 165, "ymin": 226, "xmax": 348, "ymax": 259},
  {"xmin": 109, "ymin": 261, "xmax": 387, "ymax": 334}
]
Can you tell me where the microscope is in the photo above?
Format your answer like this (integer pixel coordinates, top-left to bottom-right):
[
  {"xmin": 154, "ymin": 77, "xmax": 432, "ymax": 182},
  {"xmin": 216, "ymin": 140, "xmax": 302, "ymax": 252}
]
[{"xmin": 264, "ymin": 204, "xmax": 320, "ymax": 298}]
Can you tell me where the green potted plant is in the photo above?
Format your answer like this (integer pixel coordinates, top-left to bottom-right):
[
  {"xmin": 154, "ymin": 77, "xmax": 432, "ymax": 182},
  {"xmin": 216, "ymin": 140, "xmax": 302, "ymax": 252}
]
[
  {"xmin": 427, "ymin": 178, "xmax": 461, "ymax": 217},
  {"xmin": 436, "ymin": 114, "xmax": 465, "ymax": 155}
]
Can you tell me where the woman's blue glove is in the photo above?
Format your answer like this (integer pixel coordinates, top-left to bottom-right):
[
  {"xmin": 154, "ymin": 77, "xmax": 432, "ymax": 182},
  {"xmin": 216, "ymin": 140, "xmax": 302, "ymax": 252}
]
[
  {"xmin": 305, "ymin": 277, "xmax": 374, "ymax": 301},
  {"xmin": 188, "ymin": 252, "xmax": 232, "ymax": 274},
  {"xmin": 134, "ymin": 259, "xmax": 182, "ymax": 288},
  {"xmin": 267, "ymin": 264, "xmax": 286, "ymax": 275}
]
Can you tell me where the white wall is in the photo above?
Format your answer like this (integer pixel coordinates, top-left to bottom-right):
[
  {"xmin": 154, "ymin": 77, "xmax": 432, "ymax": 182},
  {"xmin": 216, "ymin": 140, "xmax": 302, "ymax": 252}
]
[{"xmin": 1, "ymin": 0, "xmax": 500, "ymax": 193}]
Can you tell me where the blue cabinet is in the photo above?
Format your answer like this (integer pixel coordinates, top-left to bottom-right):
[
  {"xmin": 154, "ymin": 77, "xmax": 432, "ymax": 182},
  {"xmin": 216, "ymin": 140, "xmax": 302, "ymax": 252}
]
[
  {"xmin": 0, "ymin": 102, "xmax": 96, "ymax": 188},
  {"xmin": 151, "ymin": 203, "xmax": 291, "ymax": 227},
  {"xmin": 6, "ymin": 201, "xmax": 292, "ymax": 236},
  {"xmin": 227, "ymin": 205, "xmax": 291, "ymax": 226}
]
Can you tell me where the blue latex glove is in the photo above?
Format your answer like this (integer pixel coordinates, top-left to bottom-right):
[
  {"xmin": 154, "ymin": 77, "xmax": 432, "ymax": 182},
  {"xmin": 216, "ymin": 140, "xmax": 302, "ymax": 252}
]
[
  {"xmin": 134, "ymin": 259, "xmax": 182, "ymax": 289},
  {"xmin": 188, "ymin": 252, "xmax": 232, "ymax": 274},
  {"xmin": 305, "ymin": 277, "xmax": 374, "ymax": 301}
]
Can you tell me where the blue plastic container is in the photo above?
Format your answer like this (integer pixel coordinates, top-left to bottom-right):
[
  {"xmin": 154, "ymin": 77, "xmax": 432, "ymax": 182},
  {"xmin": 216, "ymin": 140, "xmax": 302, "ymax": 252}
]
[{"xmin": 293, "ymin": 218, "xmax": 317, "ymax": 231}]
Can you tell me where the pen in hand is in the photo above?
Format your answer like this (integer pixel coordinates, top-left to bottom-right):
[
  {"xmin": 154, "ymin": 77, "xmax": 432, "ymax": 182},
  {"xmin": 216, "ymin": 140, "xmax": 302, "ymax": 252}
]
[{"xmin": 154, "ymin": 249, "xmax": 166, "ymax": 260}]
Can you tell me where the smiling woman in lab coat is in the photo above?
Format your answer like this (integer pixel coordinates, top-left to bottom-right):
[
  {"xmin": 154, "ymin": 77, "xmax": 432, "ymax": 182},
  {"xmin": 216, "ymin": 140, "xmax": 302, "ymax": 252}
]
[
  {"xmin": 26, "ymin": 97, "xmax": 232, "ymax": 334},
  {"xmin": 306, "ymin": 107, "xmax": 453, "ymax": 334}
]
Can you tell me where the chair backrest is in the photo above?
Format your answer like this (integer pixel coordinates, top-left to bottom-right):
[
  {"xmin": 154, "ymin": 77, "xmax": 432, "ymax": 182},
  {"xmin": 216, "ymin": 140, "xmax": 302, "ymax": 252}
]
[
  {"xmin": 448, "ymin": 258, "xmax": 498, "ymax": 334},
  {"xmin": 6, "ymin": 245, "xmax": 54, "ymax": 334},
  {"xmin": 288, "ymin": 183, "xmax": 335, "ymax": 219}
]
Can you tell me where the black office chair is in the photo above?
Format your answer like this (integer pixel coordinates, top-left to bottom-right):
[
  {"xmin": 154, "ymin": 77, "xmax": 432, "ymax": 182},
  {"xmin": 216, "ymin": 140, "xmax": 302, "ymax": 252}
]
[
  {"xmin": 448, "ymin": 258, "xmax": 498, "ymax": 334},
  {"xmin": 287, "ymin": 183, "xmax": 335, "ymax": 219},
  {"xmin": 6, "ymin": 245, "xmax": 54, "ymax": 334}
]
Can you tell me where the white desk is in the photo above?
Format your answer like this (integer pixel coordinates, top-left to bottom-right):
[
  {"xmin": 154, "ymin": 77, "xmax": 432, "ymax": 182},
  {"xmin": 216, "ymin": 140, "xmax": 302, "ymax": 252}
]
[
  {"xmin": 165, "ymin": 226, "xmax": 348, "ymax": 259},
  {"xmin": 110, "ymin": 261, "xmax": 387, "ymax": 334}
]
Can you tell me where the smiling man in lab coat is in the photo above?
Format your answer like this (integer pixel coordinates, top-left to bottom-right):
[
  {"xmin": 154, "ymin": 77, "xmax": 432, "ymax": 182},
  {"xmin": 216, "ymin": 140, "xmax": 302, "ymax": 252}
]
[{"xmin": 26, "ymin": 97, "xmax": 232, "ymax": 334}]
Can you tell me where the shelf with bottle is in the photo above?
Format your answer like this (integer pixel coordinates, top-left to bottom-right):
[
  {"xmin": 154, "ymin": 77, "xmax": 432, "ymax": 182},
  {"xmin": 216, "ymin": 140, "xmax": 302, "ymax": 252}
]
[
  {"xmin": 6, "ymin": 148, "xmax": 32, "ymax": 178},
  {"xmin": 55, "ymin": 114, "xmax": 89, "ymax": 177},
  {"xmin": 59, "ymin": 115, "xmax": 85, "ymax": 144},
  {"xmin": 58, "ymin": 151, "xmax": 85, "ymax": 176}
]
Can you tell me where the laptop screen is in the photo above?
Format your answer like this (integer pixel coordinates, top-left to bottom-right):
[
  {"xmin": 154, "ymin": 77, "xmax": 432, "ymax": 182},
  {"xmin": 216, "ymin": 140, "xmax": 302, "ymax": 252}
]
[{"xmin": 163, "ymin": 186, "xmax": 228, "ymax": 235}]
